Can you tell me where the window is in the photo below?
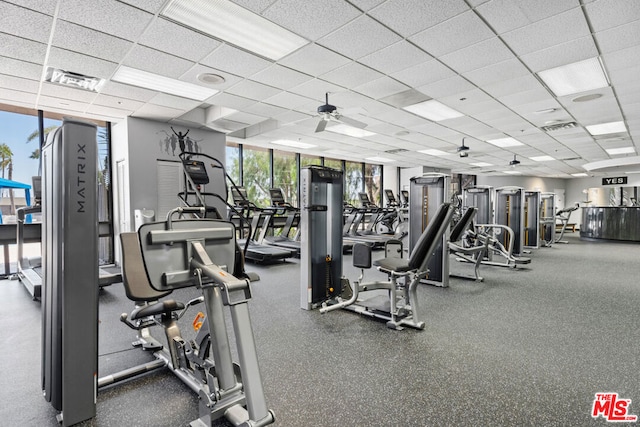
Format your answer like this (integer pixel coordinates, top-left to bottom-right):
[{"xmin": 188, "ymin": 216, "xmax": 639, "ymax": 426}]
[
  {"xmin": 344, "ymin": 161, "xmax": 363, "ymax": 206},
  {"xmin": 324, "ymin": 157, "xmax": 342, "ymax": 170},
  {"xmin": 364, "ymin": 163, "xmax": 382, "ymax": 206},
  {"xmin": 272, "ymin": 150, "xmax": 297, "ymax": 206},
  {"xmin": 300, "ymin": 154, "xmax": 321, "ymax": 168},
  {"xmin": 242, "ymin": 146, "xmax": 270, "ymax": 206},
  {"xmin": 225, "ymin": 142, "xmax": 241, "ymax": 186}
]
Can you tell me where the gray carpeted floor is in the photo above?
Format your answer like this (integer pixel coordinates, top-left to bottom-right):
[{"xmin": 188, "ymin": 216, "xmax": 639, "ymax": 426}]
[{"xmin": 1, "ymin": 233, "xmax": 639, "ymax": 426}]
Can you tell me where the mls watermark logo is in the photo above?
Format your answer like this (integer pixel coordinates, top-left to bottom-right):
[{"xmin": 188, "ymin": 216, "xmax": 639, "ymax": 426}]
[{"xmin": 592, "ymin": 393, "xmax": 638, "ymax": 422}]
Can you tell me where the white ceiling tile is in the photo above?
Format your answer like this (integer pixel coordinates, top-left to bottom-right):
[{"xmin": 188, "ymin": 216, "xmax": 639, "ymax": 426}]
[
  {"xmin": 0, "ymin": 2, "xmax": 52, "ymax": 43},
  {"xmin": 52, "ymin": 20, "xmax": 133, "ymax": 64},
  {"xmin": 369, "ymin": 0, "xmax": 469, "ymax": 37},
  {"xmin": 250, "ymin": 65, "xmax": 313, "ymax": 90},
  {"xmin": 483, "ymin": 74, "xmax": 545, "ymax": 98},
  {"xmin": 149, "ymin": 93, "xmax": 202, "ymax": 111},
  {"xmin": 85, "ymin": 104, "xmax": 132, "ymax": 119},
  {"xmin": 602, "ymin": 45, "xmax": 640, "ymax": 72},
  {"xmin": 139, "ymin": 18, "xmax": 221, "ymax": 62},
  {"xmin": 205, "ymin": 92, "xmax": 257, "ymax": 110},
  {"xmin": 318, "ymin": 15, "xmax": 402, "ymax": 59},
  {"xmin": 377, "ymin": 108, "xmax": 428, "ymax": 128},
  {"xmin": 263, "ymin": 91, "xmax": 313, "ymax": 110},
  {"xmin": 348, "ymin": 0, "xmax": 386, "ymax": 11},
  {"xmin": 0, "ymin": 33, "xmax": 47, "ymax": 64},
  {"xmin": 244, "ymin": 102, "xmax": 289, "ymax": 117},
  {"xmin": 200, "ymin": 44, "xmax": 273, "ymax": 78},
  {"xmin": 502, "ymin": 8, "xmax": 590, "ymax": 56},
  {"xmin": 0, "ymin": 87, "xmax": 37, "ymax": 105},
  {"xmin": 272, "ymin": 110, "xmax": 311, "ymax": 125},
  {"xmin": 409, "ymin": 11, "xmax": 494, "ymax": 57},
  {"xmin": 463, "ymin": 58, "xmax": 530, "ymax": 87},
  {"xmin": 133, "ymin": 103, "xmax": 184, "ymax": 121},
  {"xmin": 4, "ymin": 0, "xmax": 58, "ymax": 15},
  {"xmin": 282, "ymin": 78, "xmax": 344, "ymax": 101},
  {"xmin": 439, "ymin": 37, "xmax": 515, "ymax": 74},
  {"xmin": 40, "ymin": 82, "xmax": 97, "ymax": 102},
  {"xmin": 122, "ymin": 45, "xmax": 194, "ymax": 78},
  {"xmin": 359, "ymin": 41, "xmax": 432, "ymax": 75},
  {"xmin": 0, "ymin": 57, "xmax": 42, "ymax": 80},
  {"xmin": 438, "ymin": 89, "xmax": 494, "ymax": 109},
  {"xmin": 119, "ymin": 0, "xmax": 167, "ymax": 14},
  {"xmin": 390, "ymin": 60, "xmax": 456, "ymax": 87},
  {"xmin": 179, "ymin": 64, "xmax": 243, "ymax": 91},
  {"xmin": 279, "ymin": 43, "xmax": 350, "ymax": 76},
  {"xmin": 476, "ymin": 0, "xmax": 577, "ymax": 34},
  {"xmin": 37, "ymin": 95, "xmax": 89, "ymax": 113},
  {"xmin": 585, "ymin": 0, "xmax": 640, "ymax": 31},
  {"xmin": 519, "ymin": 36, "xmax": 598, "ymax": 73},
  {"xmin": 93, "ymin": 93, "xmax": 145, "ymax": 111},
  {"xmin": 46, "ymin": 47, "xmax": 117, "ymax": 79},
  {"xmin": 1, "ymin": 72, "xmax": 42, "ymax": 93},
  {"xmin": 58, "ymin": 0, "xmax": 154, "ymax": 40},
  {"xmin": 226, "ymin": 80, "xmax": 281, "ymax": 101},
  {"xmin": 320, "ymin": 61, "xmax": 383, "ymax": 89},
  {"xmin": 100, "ymin": 81, "xmax": 157, "ymax": 102},
  {"xmin": 228, "ymin": 0, "xmax": 276, "ymax": 14},
  {"xmin": 353, "ymin": 77, "xmax": 409, "ymax": 100},
  {"xmin": 263, "ymin": 0, "xmax": 360, "ymax": 41},
  {"xmin": 595, "ymin": 19, "xmax": 640, "ymax": 55},
  {"xmin": 226, "ymin": 111, "xmax": 267, "ymax": 126},
  {"xmin": 417, "ymin": 75, "xmax": 476, "ymax": 99},
  {"xmin": 499, "ymin": 87, "xmax": 552, "ymax": 108}
]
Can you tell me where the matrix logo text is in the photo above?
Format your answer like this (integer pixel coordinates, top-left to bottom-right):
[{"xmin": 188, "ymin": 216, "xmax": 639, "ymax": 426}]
[{"xmin": 592, "ymin": 393, "xmax": 637, "ymax": 422}]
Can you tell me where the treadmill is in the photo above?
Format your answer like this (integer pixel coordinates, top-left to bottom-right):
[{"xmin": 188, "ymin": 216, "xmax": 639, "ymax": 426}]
[
  {"xmin": 229, "ymin": 186, "xmax": 296, "ymax": 262},
  {"xmin": 261, "ymin": 188, "xmax": 301, "ymax": 255}
]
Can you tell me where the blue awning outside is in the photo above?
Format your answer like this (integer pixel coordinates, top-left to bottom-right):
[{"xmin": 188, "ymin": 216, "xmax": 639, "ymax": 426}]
[{"xmin": 0, "ymin": 178, "xmax": 32, "ymax": 224}]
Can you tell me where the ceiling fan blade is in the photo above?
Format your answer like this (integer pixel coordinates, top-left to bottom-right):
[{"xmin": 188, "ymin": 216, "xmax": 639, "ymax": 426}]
[
  {"xmin": 335, "ymin": 114, "xmax": 367, "ymax": 129},
  {"xmin": 315, "ymin": 118, "xmax": 328, "ymax": 133}
]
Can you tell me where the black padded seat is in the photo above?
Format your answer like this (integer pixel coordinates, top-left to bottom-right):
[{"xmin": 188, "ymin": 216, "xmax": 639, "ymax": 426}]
[
  {"xmin": 373, "ymin": 257, "xmax": 412, "ymax": 272},
  {"xmin": 130, "ymin": 300, "xmax": 185, "ymax": 320}
]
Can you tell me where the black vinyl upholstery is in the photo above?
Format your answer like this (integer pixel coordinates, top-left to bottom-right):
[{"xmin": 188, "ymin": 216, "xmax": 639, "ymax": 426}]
[
  {"xmin": 408, "ymin": 203, "xmax": 452, "ymax": 270},
  {"xmin": 450, "ymin": 207, "xmax": 477, "ymax": 242}
]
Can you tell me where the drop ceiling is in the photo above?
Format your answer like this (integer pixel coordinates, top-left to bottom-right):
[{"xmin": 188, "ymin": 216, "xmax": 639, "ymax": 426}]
[{"xmin": 0, "ymin": 0, "xmax": 639, "ymax": 177}]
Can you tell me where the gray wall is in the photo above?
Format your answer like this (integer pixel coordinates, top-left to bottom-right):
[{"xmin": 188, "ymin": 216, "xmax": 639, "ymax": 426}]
[{"xmin": 111, "ymin": 117, "xmax": 226, "ymax": 262}]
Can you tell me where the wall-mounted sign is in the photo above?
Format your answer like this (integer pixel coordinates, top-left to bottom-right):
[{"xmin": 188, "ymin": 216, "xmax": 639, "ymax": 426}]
[{"xmin": 602, "ymin": 176, "xmax": 628, "ymax": 186}]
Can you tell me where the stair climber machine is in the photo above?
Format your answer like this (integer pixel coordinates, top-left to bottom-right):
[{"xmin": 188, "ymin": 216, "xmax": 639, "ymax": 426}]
[
  {"xmin": 540, "ymin": 192, "xmax": 556, "ymax": 247},
  {"xmin": 303, "ymin": 166, "xmax": 456, "ymax": 329},
  {"xmin": 409, "ymin": 173, "xmax": 451, "ymax": 287},
  {"xmin": 230, "ymin": 185, "xmax": 296, "ymax": 263},
  {"xmin": 99, "ymin": 208, "xmax": 275, "ymax": 427},
  {"xmin": 524, "ymin": 190, "xmax": 541, "ymax": 250}
]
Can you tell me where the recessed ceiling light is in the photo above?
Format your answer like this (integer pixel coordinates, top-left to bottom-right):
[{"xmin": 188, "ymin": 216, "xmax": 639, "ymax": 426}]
[
  {"xmin": 530, "ymin": 155, "xmax": 555, "ymax": 162},
  {"xmin": 272, "ymin": 139, "xmax": 316, "ymax": 149},
  {"xmin": 112, "ymin": 66, "xmax": 218, "ymax": 101},
  {"xmin": 571, "ymin": 172, "xmax": 588, "ymax": 177},
  {"xmin": 503, "ymin": 170, "xmax": 521, "ymax": 174},
  {"xmin": 162, "ymin": 0, "xmax": 309, "ymax": 60},
  {"xmin": 537, "ymin": 57, "xmax": 609, "ymax": 97},
  {"xmin": 197, "ymin": 73, "xmax": 226, "ymax": 85},
  {"xmin": 606, "ymin": 147, "xmax": 635, "ymax": 155},
  {"xmin": 470, "ymin": 162, "xmax": 493, "ymax": 167},
  {"xmin": 326, "ymin": 124, "xmax": 376, "ymax": 138},
  {"xmin": 365, "ymin": 156, "xmax": 395, "ymax": 163},
  {"xmin": 418, "ymin": 149, "xmax": 450, "ymax": 156},
  {"xmin": 585, "ymin": 121, "xmax": 626, "ymax": 136},
  {"xmin": 486, "ymin": 137, "xmax": 523, "ymax": 147},
  {"xmin": 403, "ymin": 100, "xmax": 464, "ymax": 121},
  {"xmin": 572, "ymin": 93, "xmax": 603, "ymax": 102}
]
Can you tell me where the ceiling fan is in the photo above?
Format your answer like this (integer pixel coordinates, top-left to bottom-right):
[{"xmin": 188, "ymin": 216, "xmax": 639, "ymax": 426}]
[{"xmin": 315, "ymin": 92, "xmax": 367, "ymax": 133}]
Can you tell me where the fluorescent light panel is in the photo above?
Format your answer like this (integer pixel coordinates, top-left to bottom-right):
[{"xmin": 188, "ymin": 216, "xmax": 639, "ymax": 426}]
[
  {"xmin": 112, "ymin": 66, "xmax": 218, "ymax": 101},
  {"xmin": 585, "ymin": 121, "xmax": 626, "ymax": 136},
  {"xmin": 470, "ymin": 162, "xmax": 493, "ymax": 167},
  {"xmin": 530, "ymin": 155, "xmax": 555, "ymax": 162},
  {"xmin": 571, "ymin": 172, "xmax": 588, "ymax": 177},
  {"xmin": 418, "ymin": 149, "xmax": 450, "ymax": 156},
  {"xmin": 486, "ymin": 137, "xmax": 523, "ymax": 147},
  {"xmin": 272, "ymin": 139, "xmax": 316, "ymax": 149},
  {"xmin": 403, "ymin": 100, "xmax": 464, "ymax": 121},
  {"xmin": 326, "ymin": 124, "xmax": 376, "ymax": 138},
  {"xmin": 365, "ymin": 156, "xmax": 395, "ymax": 163},
  {"xmin": 537, "ymin": 57, "xmax": 609, "ymax": 97},
  {"xmin": 606, "ymin": 147, "xmax": 635, "ymax": 155},
  {"xmin": 162, "ymin": 0, "xmax": 308, "ymax": 60},
  {"xmin": 503, "ymin": 170, "xmax": 521, "ymax": 174}
]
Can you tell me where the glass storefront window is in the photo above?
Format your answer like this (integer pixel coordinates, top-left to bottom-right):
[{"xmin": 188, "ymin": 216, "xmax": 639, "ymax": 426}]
[
  {"xmin": 242, "ymin": 146, "xmax": 270, "ymax": 206},
  {"xmin": 272, "ymin": 150, "xmax": 297, "ymax": 206},
  {"xmin": 364, "ymin": 163, "xmax": 381, "ymax": 206},
  {"xmin": 344, "ymin": 161, "xmax": 363, "ymax": 206}
]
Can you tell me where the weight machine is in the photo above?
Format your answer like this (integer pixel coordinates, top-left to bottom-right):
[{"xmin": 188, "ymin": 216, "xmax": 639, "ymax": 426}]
[
  {"xmin": 539, "ymin": 192, "xmax": 556, "ymax": 247},
  {"xmin": 524, "ymin": 190, "xmax": 541, "ymax": 249}
]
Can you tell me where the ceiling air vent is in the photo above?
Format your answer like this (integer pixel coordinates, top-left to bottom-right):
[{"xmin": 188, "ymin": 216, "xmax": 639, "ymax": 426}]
[
  {"xmin": 540, "ymin": 122, "xmax": 577, "ymax": 132},
  {"xmin": 385, "ymin": 148, "xmax": 409, "ymax": 154}
]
